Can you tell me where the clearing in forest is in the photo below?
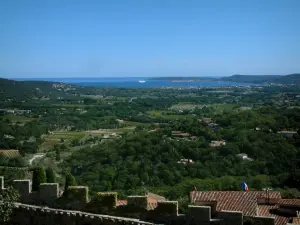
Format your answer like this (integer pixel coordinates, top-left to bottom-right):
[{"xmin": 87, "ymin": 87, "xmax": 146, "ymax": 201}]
[{"xmin": 169, "ymin": 103, "xmax": 204, "ymax": 110}]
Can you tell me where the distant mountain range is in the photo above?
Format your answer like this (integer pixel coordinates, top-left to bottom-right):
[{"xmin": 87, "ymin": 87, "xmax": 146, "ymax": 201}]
[
  {"xmin": 0, "ymin": 78, "xmax": 80, "ymax": 101},
  {"xmin": 1, "ymin": 73, "xmax": 300, "ymax": 101},
  {"xmin": 220, "ymin": 74, "xmax": 300, "ymax": 84},
  {"xmin": 150, "ymin": 73, "xmax": 300, "ymax": 85}
]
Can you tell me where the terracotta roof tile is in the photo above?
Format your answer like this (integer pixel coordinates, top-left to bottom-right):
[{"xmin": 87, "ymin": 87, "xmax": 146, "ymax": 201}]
[
  {"xmin": 148, "ymin": 202, "xmax": 158, "ymax": 210},
  {"xmin": 147, "ymin": 192, "xmax": 166, "ymax": 201},
  {"xmin": 190, "ymin": 191, "xmax": 281, "ymax": 216},
  {"xmin": 292, "ymin": 217, "xmax": 300, "ymax": 224},
  {"xmin": 116, "ymin": 199, "xmax": 159, "ymax": 209},
  {"xmin": 279, "ymin": 199, "xmax": 300, "ymax": 206},
  {"xmin": 257, "ymin": 205, "xmax": 290, "ymax": 225},
  {"xmin": 116, "ymin": 200, "xmax": 127, "ymax": 206}
]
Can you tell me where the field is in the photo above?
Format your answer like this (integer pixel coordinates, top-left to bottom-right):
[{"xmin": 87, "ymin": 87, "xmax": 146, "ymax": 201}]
[
  {"xmin": 147, "ymin": 110, "xmax": 195, "ymax": 120},
  {"xmin": 39, "ymin": 125, "xmax": 137, "ymax": 152},
  {"xmin": 205, "ymin": 104, "xmax": 240, "ymax": 114},
  {"xmin": 0, "ymin": 149, "xmax": 21, "ymax": 158},
  {"xmin": 39, "ymin": 131, "xmax": 87, "ymax": 151},
  {"xmin": 122, "ymin": 120, "xmax": 150, "ymax": 127},
  {"xmin": 169, "ymin": 103, "xmax": 204, "ymax": 111},
  {"xmin": 1, "ymin": 115, "xmax": 38, "ymax": 125}
]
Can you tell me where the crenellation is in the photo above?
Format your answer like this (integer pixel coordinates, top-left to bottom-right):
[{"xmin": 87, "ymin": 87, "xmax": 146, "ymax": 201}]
[
  {"xmin": 127, "ymin": 196, "xmax": 149, "ymax": 209},
  {"xmin": 154, "ymin": 201, "xmax": 178, "ymax": 216},
  {"xmin": 39, "ymin": 183, "xmax": 59, "ymax": 206},
  {"xmin": 187, "ymin": 205, "xmax": 212, "ymax": 224},
  {"xmin": 218, "ymin": 210, "xmax": 243, "ymax": 225},
  {"xmin": 0, "ymin": 176, "xmax": 287, "ymax": 225},
  {"xmin": 13, "ymin": 179, "xmax": 31, "ymax": 201},
  {"xmin": 0, "ymin": 176, "xmax": 4, "ymax": 190}
]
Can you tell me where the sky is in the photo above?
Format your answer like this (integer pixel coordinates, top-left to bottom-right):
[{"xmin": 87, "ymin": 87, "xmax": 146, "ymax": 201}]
[{"xmin": 0, "ymin": 0, "xmax": 300, "ymax": 78}]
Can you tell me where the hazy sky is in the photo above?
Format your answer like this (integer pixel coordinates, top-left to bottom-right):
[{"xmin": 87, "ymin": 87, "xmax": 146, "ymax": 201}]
[{"xmin": 0, "ymin": 0, "xmax": 300, "ymax": 78}]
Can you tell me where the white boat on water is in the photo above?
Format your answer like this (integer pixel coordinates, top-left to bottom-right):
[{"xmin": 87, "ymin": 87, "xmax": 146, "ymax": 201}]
[{"xmin": 138, "ymin": 80, "xmax": 146, "ymax": 83}]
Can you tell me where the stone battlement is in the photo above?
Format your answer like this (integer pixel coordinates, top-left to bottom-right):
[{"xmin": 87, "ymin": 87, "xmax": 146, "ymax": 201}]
[
  {"xmin": 10, "ymin": 202, "xmax": 155, "ymax": 225},
  {"xmin": 0, "ymin": 176, "xmax": 285, "ymax": 225}
]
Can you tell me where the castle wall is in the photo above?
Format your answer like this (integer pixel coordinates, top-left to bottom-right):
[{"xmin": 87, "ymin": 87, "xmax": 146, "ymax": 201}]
[
  {"xmin": 187, "ymin": 205, "xmax": 213, "ymax": 225},
  {"xmin": 0, "ymin": 176, "xmax": 280, "ymax": 225},
  {"xmin": 0, "ymin": 176, "xmax": 4, "ymax": 190},
  {"xmin": 9, "ymin": 203, "xmax": 155, "ymax": 225},
  {"xmin": 218, "ymin": 210, "xmax": 243, "ymax": 225},
  {"xmin": 127, "ymin": 196, "xmax": 149, "ymax": 209},
  {"xmin": 12, "ymin": 179, "xmax": 33, "ymax": 203},
  {"xmin": 244, "ymin": 215, "xmax": 275, "ymax": 225},
  {"xmin": 39, "ymin": 183, "xmax": 59, "ymax": 205}
]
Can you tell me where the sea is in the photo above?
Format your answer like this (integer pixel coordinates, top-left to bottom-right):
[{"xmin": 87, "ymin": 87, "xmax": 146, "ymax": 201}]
[{"xmin": 13, "ymin": 77, "xmax": 259, "ymax": 88}]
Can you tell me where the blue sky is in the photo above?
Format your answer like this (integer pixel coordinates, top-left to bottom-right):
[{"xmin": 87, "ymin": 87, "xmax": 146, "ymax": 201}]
[{"xmin": 0, "ymin": 0, "xmax": 300, "ymax": 78}]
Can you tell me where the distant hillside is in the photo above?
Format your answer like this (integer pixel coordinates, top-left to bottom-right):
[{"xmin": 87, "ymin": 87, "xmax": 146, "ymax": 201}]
[
  {"xmin": 149, "ymin": 77, "xmax": 216, "ymax": 81},
  {"xmin": 273, "ymin": 74, "xmax": 300, "ymax": 84},
  {"xmin": 0, "ymin": 78, "xmax": 80, "ymax": 101},
  {"xmin": 220, "ymin": 74, "xmax": 300, "ymax": 85},
  {"xmin": 220, "ymin": 75, "xmax": 281, "ymax": 83}
]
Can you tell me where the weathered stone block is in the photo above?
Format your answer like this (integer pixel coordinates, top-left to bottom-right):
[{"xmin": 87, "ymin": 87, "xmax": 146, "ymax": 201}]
[
  {"xmin": 187, "ymin": 205, "xmax": 211, "ymax": 225},
  {"xmin": 0, "ymin": 176, "xmax": 4, "ymax": 190},
  {"xmin": 13, "ymin": 180, "xmax": 31, "ymax": 196},
  {"xmin": 87, "ymin": 192, "xmax": 117, "ymax": 214},
  {"xmin": 127, "ymin": 196, "xmax": 148, "ymax": 209},
  {"xmin": 154, "ymin": 201, "xmax": 178, "ymax": 216},
  {"xmin": 68, "ymin": 186, "xmax": 88, "ymax": 202},
  {"xmin": 39, "ymin": 183, "xmax": 59, "ymax": 205},
  {"xmin": 59, "ymin": 186, "xmax": 89, "ymax": 210},
  {"xmin": 251, "ymin": 216, "xmax": 275, "ymax": 225},
  {"xmin": 218, "ymin": 210, "xmax": 243, "ymax": 225}
]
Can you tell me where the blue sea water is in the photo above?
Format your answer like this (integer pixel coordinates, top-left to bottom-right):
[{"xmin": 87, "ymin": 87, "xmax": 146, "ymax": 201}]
[{"xmin": 14, "ymin": 77, "xmax": 258, "ymax": 88}]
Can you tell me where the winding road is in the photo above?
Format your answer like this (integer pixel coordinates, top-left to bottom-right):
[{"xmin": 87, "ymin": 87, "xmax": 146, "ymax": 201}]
[{"xmin": 28, "ymin": 153, "xmax": 45, "ymax": 165}]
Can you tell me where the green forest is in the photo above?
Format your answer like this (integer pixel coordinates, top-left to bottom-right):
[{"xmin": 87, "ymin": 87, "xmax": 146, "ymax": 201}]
[{"xmin": 0, "ymin": 78, "xmax": 300, "ymax": 202}]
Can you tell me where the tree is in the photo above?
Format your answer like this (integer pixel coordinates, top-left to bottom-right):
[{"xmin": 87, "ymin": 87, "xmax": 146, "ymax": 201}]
[
  {"xmin": 71, "ymin": 138, "xmax": 80, "ymax": 147},
  {"xmin": 55, "ymin": 148, "xmax": 61, "ymax": 161},
  {"xmin": 32, "ymin": 167, "xmax": 46, "ymax": 191},
  {"xmin": 0, "ymin": 187, "xmax": 19, "ymax": 224},
  {"xmin": 63, "ymin": 173, "xmax": 76, "ymax": 196},
  {"xmin": 46, "ymin": 167, "xmax": 56, "ymax": 183}
]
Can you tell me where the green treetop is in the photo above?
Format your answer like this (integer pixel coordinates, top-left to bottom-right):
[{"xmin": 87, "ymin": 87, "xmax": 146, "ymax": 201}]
[
  {"xmin": 32, "ymin": 167, "xmax": 46, "ymax": 191},
  {"xmin": 46, "ymin": 167, "xmax": 56, "ymax": 183},
  {"xmin": 63, "ymin": 173, "xmax": 76, "ymax": 196}
]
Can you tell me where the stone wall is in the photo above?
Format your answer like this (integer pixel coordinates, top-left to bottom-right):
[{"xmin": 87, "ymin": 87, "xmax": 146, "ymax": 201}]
[
  {"xmin": 9, "ymin": 203, "xmax": 155, "ymax": 225},
  {"xmin": 127, "ymin": 196, "xmax": 149, "ymax": 209},
  {"xmin": 0, "ymin": 176, "xmax": 281, "ymax": 225},
  {"xmin": 88, "ymin": 192, "xmax": 117, "ymax": 214},
  {"xmin": 39, "ymin": 183, "xmax": 59, "ymax": 205}
]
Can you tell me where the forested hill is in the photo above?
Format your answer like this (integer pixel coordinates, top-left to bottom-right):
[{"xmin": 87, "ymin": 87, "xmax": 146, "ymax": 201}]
[
  {"xmin": 220, "ymin": 74, "xmax": 300, "ymax": 84},
  {"xmin": 0, "ymin": 78, "xmax": 81, "ymax": 101}
]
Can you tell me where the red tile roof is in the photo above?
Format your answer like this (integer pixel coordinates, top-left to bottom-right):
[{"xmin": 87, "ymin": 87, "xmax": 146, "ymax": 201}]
[
  {"xmin": 116, "ymin": 194, "xmax": 163, "ymax": 210},
  {"xmin": 257, "ymin": 205, "xmax": 291, "ymax": 225},
  {"xmin": 279, "ymin": 199, "xmax": 300, "ymax": 206},
  {"xmin": 190, "ymin": 191, "xmax": 281, "ymax": 216},
  {"xmin": 148, "ymin": 199, "xmax": 159, "ymax": 210},
  {"xmin": 190, "ymin": 191, "xmax": 299, "ymax": 225},
  {"xmin": 116, "ymin": 200, "xmax": 127, "ymax": 206},
  {"xmin": 292, "ymin": 217, "xmax": 300, "ymax": 224},
  {"xmin": 146, "ymin": 192, "xmax": 166, "ymax": 201}
]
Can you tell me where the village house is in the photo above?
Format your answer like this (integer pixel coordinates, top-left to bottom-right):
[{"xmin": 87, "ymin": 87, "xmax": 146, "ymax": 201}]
[
  {"xmin": 172, "ymin": 131, "xmax": 191, "ymax": 137},
  {"xmin": 210, "ymin": 140, "xmax": 226, "ymax": 147},
  {"xmin": 277, "ymin": 130, "xmax": 298, "ymax": 138},
  {"xmin": 190, "ymin": 190, "xmax": 300, "ymax": 225},
  {"xmin": 116, "ymin": 119, "xmax": 124, "ymax": 124},
  {"xmin": 199, "ymin": 117, "xmax": 213, "ymax": 124},
  {"xmin": 177, "ymin": 158, "xmax": 195, "ymax": 165},
  {"xmin": 236, "ymin": 153, "xmax": 253, "ymax": 161}
]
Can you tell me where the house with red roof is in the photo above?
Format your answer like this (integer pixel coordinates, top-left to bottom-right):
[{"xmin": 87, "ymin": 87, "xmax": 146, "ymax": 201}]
[{"xmin": 190, "ymin": 191, "xmax": 300, "ymax": 225}]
